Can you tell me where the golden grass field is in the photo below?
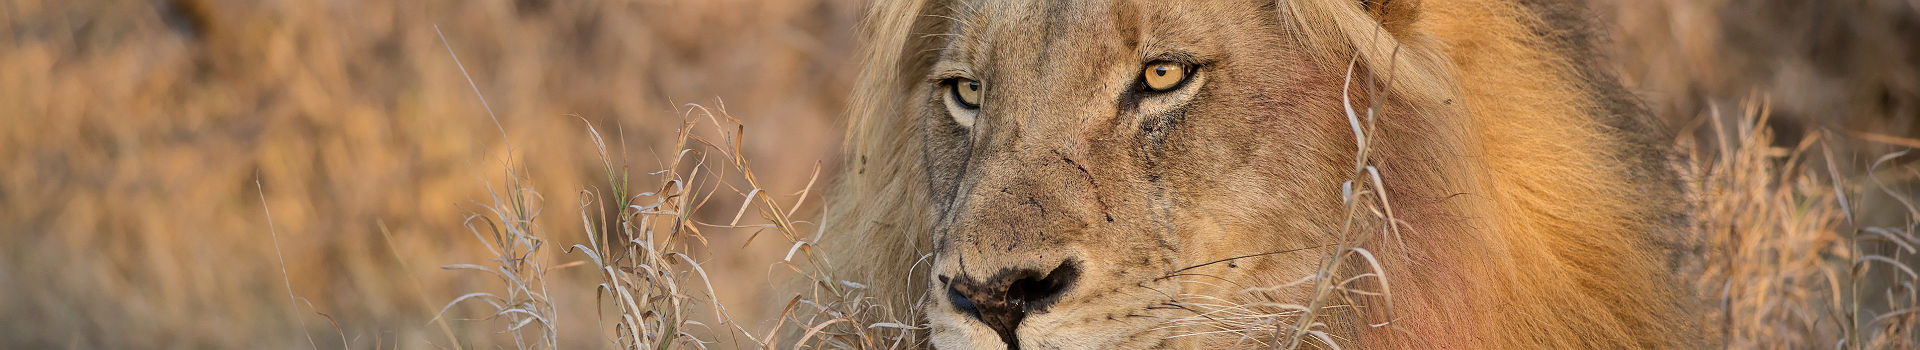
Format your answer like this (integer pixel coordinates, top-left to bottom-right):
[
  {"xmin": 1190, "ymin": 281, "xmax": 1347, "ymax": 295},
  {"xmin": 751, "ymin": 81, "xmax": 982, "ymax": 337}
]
[{"xmin": 2, "ymin": 0, "xmax": 1918, "ymax": 348}]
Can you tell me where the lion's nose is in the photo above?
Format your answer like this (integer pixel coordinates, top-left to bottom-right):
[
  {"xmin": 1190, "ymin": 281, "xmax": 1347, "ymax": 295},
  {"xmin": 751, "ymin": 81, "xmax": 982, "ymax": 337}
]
[{"xmin": 943, "ymin": 260, "xmax": 1081, "ymax": 347}]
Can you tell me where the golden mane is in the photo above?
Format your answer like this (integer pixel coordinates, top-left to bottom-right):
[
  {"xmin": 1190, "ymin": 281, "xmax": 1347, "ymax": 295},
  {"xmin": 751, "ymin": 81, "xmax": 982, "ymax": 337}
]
[
  {"xmin": 821, "ymin": 0, "xmax": 1706, "ymax": 347},
  {"xmin": 820, "ymin": 0, "xmax": 940, "ymax": 316}
]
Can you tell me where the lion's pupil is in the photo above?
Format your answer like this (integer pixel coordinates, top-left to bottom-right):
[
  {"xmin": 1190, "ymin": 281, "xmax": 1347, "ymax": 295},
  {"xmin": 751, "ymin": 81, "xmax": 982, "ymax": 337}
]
[{"xmin": 1155, "ymin": 67, "xmax": 1168, "ymax": 76}]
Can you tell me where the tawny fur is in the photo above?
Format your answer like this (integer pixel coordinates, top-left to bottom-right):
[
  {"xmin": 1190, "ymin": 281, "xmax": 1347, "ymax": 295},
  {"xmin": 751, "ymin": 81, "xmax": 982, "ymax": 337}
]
[{"xmin": 819, "ymin": 0, "xmax": 1707, "ymax": 348}]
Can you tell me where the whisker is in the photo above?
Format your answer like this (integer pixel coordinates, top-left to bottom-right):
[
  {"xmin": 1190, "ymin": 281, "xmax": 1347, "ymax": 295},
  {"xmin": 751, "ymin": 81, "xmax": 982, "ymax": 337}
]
[{"xmin": 1158, "ymin": 243, "xmax": 1329, "ymax": 280}]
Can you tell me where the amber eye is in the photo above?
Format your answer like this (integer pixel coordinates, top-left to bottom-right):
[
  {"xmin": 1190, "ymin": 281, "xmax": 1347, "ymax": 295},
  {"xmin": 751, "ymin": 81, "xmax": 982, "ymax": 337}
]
[
  {"xmin": 950, "ymin": 78, "xmax": 983, "ymax": 109},
  {"xmin": 1142, "ymin": 62, "xmax": 1189, "ymax": 92}
]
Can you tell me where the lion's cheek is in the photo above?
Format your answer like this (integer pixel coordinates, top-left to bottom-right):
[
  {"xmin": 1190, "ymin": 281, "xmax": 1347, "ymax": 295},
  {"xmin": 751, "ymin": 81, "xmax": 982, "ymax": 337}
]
[{"xmin": 1016, "ymin": 285, "xmax": 1180, "ymax": 349}]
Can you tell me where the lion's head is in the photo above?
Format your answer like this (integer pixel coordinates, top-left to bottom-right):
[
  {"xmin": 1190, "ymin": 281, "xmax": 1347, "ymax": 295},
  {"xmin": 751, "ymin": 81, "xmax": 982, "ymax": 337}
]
[
  {"xmin": 821, "ymin": 0, "xmax": 1706, "ymax": 348},
  {"xmin": 909, "ymin": 1, "xmax": 1373, "ymax": 348}
]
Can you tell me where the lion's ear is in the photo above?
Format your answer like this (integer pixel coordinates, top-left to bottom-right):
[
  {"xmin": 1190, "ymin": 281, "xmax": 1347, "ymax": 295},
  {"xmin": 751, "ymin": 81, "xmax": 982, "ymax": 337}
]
[{"xmin": 1361, "ymin": 0, "xmax": 1421, "ymax": 37}]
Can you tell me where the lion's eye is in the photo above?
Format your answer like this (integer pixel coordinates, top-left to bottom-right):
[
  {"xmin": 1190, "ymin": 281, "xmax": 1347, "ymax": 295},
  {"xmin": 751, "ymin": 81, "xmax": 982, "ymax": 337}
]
[
  {"xmin": 949, "ymin": 78, "xmax": 983, "ymax": 109},
  {"xmin": 1142, "ymin": 62, "xmax": 1189, "ymax": 92}
]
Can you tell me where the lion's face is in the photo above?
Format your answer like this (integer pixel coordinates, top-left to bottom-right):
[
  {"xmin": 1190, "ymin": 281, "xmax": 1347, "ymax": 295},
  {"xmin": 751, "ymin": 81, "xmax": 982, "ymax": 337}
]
[{"xmin": 918, "ymin": 1, "xmax": 1359, "ymax": 348}]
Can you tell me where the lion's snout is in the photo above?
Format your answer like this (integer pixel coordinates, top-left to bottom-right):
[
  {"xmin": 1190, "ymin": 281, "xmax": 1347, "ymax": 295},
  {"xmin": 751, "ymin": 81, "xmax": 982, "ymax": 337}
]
[{"xmin": 940, "ymin": 260, "xmax": 1081, "ymax": 348}]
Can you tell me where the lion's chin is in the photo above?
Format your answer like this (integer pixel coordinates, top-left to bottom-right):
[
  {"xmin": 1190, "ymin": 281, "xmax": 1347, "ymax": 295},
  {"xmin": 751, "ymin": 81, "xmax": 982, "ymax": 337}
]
[{"xmin": 927, "ymin": 303, "xmax": 1177, "ymax": 350}]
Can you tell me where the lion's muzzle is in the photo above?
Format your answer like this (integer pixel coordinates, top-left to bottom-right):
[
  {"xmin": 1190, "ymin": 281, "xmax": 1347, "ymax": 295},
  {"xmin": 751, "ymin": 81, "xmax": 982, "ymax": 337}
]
[{"xmin": 942, "ymin": 259, "xmax": 1082, "ymax": 349}]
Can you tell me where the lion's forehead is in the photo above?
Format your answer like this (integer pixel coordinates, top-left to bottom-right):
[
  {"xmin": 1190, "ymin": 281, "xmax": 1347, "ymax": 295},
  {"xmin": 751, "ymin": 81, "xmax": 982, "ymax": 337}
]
[{"xmin": 945, "ymin": 0, "xmax": 1231, "ymax": 77}]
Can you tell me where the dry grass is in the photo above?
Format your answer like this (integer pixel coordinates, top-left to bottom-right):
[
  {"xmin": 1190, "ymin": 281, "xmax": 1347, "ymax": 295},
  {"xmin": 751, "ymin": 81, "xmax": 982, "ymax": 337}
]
[
  {"xmin": 432, "ymin": 102, "xmax": 923, "ymax": 348},
  {"xmin": 0, "ymin": 0, "xmax": 857, "ymax": 348},
  {"xmin": 1688, "ymin": 97, "xmax": 1920, "ymax": 348}
]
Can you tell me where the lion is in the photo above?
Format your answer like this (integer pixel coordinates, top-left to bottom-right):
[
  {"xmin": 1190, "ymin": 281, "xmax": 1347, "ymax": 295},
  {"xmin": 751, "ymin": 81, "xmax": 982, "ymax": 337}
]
[{"xmin": 817, "ymin": 0, "xmax": 1707, "ymax": 348}]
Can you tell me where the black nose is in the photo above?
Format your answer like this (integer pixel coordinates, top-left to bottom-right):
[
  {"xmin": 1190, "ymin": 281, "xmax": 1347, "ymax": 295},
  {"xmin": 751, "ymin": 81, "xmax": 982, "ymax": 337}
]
[{"xmin": 944, "ymin": 260, "xmax": 1080, "ymax": 348}]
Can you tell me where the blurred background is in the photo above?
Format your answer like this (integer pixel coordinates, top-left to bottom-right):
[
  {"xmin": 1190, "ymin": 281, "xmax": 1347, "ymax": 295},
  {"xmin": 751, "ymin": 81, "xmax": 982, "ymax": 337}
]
[{"xmin": 0, "ymin": 0, "xmax": 1914, "ymax": 348}]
